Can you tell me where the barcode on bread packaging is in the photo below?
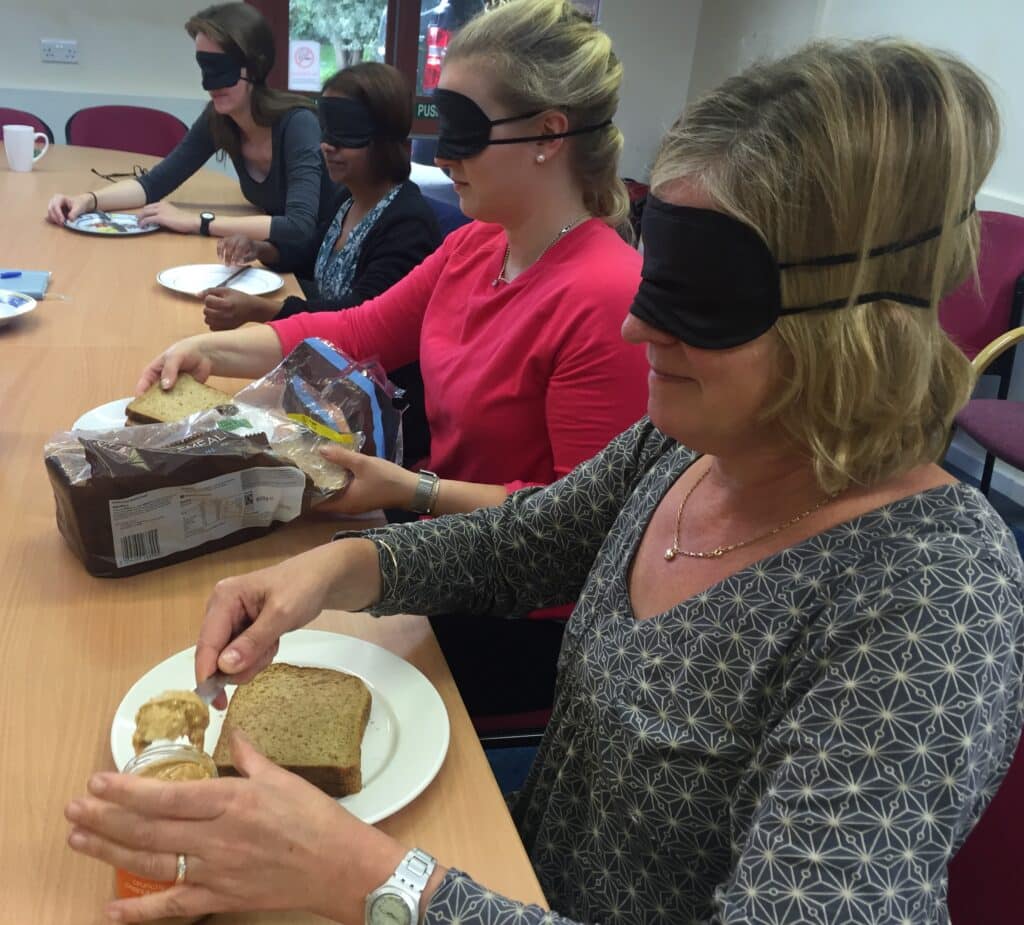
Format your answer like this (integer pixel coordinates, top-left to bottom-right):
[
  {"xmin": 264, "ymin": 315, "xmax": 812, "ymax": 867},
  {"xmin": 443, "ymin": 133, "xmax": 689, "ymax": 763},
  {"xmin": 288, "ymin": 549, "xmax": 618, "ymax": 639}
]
[
  {"xmin": 119, "ymin": 529, "xmax": 161, "ymax": 564},
  {"xmin": 108, "ymin": 467, "xmax": 306, "ymax": 570}
]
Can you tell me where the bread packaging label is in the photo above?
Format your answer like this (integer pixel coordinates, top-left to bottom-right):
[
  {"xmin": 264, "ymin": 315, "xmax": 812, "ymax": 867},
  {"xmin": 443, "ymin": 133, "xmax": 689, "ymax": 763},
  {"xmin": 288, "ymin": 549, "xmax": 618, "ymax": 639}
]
[{"xmin": 45, "ymin": 339, "xmax": 403, "ymax": 577}]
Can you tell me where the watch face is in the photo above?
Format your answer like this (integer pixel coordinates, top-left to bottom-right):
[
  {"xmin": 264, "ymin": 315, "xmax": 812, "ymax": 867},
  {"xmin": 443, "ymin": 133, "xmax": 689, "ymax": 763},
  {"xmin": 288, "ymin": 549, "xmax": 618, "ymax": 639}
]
[
  {"xmin": 369, "ymin": 891, "xmax": 413, "ymax": 925},
  {"xmin": 201, "ymin": 212, "xmax": 215, "ymax": 221}
]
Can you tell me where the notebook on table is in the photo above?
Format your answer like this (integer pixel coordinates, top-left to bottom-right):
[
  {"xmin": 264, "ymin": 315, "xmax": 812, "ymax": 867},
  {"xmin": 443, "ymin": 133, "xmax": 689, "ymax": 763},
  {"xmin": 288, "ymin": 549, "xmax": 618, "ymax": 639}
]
[{"xmin": 0, "ymin": 270, "xmax": 51, "ymax": 299}]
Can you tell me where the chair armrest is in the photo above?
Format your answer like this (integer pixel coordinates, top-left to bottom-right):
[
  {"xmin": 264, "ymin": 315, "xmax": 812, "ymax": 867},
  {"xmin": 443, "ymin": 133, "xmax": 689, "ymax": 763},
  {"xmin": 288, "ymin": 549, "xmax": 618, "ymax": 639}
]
[{"xmin": 972, "ymin": 326, "xmax": 1024, "ymax": 379}]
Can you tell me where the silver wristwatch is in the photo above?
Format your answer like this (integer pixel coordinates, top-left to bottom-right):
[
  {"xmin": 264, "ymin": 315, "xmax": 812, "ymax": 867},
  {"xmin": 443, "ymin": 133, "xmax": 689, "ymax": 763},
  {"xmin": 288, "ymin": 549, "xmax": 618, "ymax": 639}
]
[
  {"xmin": 365, "ymin": 848, "xmax": 436, "ymax": 925},
  {"xmin": 409, "ymin": 469, "xmax": 440, "ymax": 515}
]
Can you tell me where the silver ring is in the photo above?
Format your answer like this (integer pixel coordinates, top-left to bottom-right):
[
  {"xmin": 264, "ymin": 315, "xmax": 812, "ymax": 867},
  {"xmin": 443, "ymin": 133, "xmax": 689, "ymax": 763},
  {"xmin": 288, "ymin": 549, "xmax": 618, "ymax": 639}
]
[{"xmin": 175, "ymin": 853, "xmax": 188, "ymax": 884}]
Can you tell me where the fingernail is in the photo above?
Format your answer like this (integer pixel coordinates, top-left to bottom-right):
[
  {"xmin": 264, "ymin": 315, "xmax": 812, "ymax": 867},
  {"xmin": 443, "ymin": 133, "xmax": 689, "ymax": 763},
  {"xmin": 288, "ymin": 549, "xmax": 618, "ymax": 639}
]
[
  {"xmin": 66, "ymin": 800, "xmax": 83, "ymax": 821},
  {"xmin": 106, "ymin": 905, "xmax": 124, "ymax": 921},
  {"xmin": 69, "ymin": 829, "xmax": 87, "ymax": 849},
  {"xmin": 160, "ymin": 379, "xmax": 170, "ymax": 390},
  {"xmin": 222, "ymin": 648, "xmax": 241, "ymax": 668},
  {"xmin": 88, "ymin": 774, "xmax": 108, "ymax": 795}
]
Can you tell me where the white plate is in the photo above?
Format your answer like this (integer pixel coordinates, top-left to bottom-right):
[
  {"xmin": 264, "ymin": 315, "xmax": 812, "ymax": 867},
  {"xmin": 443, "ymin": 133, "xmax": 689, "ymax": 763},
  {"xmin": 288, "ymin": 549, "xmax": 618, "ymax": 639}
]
[
  {"xmin": 0, "ymin": 290, "xmax": 36, "ymax": 327},
  {"xmin": 73, "ymin": 397, "xmax": 131, "ymax": 431},
  {"xmin": 65, "ymin": 212, "xmax": 159, "ymax": 236},
  {"xmin": 157, "ymin": 264, "xmax": 283, "ymax": 298},
  {"xmin": 110, "ymin": 629, "xmax": 450, "ymax": 824}
]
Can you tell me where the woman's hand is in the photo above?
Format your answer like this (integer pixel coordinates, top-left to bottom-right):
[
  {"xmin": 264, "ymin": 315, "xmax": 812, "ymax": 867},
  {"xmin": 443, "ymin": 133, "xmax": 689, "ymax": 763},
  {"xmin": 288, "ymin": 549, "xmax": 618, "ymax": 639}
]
[
  {"xmin": 138, "ymin": 201, "xmax": 200, "ymax": 234},
  {"xmin": 46, "ymin": 192, "xmax": 93, "ymax": 225},
  {"xmin": 65, "ymin": 732, "xmax": 409, "ymax": 923},
  {"xmin": 202, "ymin": 289, "xmax": 281, "ymax": 331},
  {"xmin": 135, "ymin": 335, "xmax": 217, "ymax": 394},
  {"xmin": 320, "ymin": 444, "xmax": 418, "ymax": 515},
  {"xmin": 194, "ymin": 540, "xmax": 380, "ymax": 707},
  {"xmin": 217, "ymin": 235, "xmax": 260, "ymax": 267}
]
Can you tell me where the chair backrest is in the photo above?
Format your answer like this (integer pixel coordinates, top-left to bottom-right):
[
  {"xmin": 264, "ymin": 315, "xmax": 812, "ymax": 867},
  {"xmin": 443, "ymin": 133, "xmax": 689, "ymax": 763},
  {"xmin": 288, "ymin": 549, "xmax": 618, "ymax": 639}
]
[
  {"xmin": 939, "ymin": 210, "xmax": 1024, "ymax": 360},
  {"xmin": 948, "ymin": 733, "xmax": 1024, "ymax": 924},
  {"xmin": 0, "ymin": 107, "xmax": 55, "ymax": 143},
  {"xmin": 65, "ymin": 105, "xmax": 188, "ymax": 157},
  {"xmin": 424, "ymin": 195, "xmax": 472, "ymax": 239}
]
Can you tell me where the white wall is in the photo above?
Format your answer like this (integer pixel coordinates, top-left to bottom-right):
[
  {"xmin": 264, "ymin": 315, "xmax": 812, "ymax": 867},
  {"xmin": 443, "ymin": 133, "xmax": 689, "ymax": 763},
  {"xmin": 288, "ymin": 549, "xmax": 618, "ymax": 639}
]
[
  {"xmin": 600, "ymin": 0, "xmax": 703, "ymax": 178},
  {"xmin": 1, "ymin": 3, "xmax": 220, "ymax": 169},
  {"xmin": 686, "ymin": 0, "xmax": 1024, "ymax": 504},
  {"xmin": 1, "ymin": 0, "xmax": 701, "ymax": 180}
]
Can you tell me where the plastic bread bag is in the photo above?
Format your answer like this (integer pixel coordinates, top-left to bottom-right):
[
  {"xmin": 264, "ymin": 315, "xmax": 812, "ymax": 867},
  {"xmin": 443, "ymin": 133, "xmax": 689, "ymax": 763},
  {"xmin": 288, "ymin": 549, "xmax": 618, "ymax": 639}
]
[
  {"xmin": 235, "ymin": 337, "xmax": 404, "ymax": 466},
  {"xmin": 44, "ymin": 338, "xmax": 403, "ymax": 577}
]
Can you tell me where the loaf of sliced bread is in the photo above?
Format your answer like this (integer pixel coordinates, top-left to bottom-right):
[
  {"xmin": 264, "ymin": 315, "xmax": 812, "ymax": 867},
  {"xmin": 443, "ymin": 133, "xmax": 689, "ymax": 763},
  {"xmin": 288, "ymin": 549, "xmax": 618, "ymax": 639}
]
[
  {"xmin": 126, "ymin": 373, "xmax": 234, "ymax": 425},
  {"xmin": 212, "ymin": 663, "xmax": 371, "ymax": 797}
]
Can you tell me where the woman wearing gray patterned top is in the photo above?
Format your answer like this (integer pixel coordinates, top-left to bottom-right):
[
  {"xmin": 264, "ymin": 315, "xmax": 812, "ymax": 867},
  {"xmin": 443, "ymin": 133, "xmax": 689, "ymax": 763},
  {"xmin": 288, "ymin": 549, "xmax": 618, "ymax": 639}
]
[{"xmin": 65, "ymin": 36, "xmax": 1024, "ymax": 925}]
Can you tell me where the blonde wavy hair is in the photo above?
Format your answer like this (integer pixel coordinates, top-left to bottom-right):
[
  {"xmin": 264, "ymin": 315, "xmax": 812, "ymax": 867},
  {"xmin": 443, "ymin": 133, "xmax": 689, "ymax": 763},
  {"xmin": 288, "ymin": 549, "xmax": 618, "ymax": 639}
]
[
  {"xmin": 447, "ymin": 0, "xmax": 630, "ymax": 230},
  {"xmin": 652, "ymin": 40, "xmax": 999, "ymax": 493}
]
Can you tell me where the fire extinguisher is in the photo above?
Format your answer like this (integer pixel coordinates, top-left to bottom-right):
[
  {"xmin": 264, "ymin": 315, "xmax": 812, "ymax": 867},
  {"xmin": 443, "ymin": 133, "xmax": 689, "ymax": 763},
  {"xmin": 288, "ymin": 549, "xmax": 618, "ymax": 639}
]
[{"xmin": 423, "ymin": 24, "xmax": 450, "ymax": 91}]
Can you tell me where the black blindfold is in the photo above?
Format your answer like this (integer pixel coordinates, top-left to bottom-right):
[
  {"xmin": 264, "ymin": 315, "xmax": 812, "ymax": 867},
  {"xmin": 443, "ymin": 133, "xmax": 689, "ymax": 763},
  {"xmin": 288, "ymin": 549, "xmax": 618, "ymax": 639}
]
[
  {"xmin": 196, "ymin": 51, "xmax": 247, "ymax": 91},
  {"xmin": 630, "ymin": 195, "xmax": 972, "ymax": 349},
  {"xmin": 434, "ymin": 88, "xmax": 611, "ymax": 160},
  {"xmin": 317, "ymin": 96, "xmax": 387, "ymax": 149}
]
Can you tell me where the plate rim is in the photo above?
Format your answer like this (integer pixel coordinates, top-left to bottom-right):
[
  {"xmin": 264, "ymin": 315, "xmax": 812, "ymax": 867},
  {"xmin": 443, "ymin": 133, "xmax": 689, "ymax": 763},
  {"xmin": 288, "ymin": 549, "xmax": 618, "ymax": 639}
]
[
  {"xmin": 0, "ymin": 290, "xmax": 37, "ymax": 323},
  {"xmin": 71, "ymin": 396, "xmax": 132, "ymax": 431},
  {"xmin": 156, "ymin": 263, "xmax": 284, "ymax": 297},
  {"xmin": 64, "ymin": 212, "xmax": 159, "ymax": 236},
  {"xmin": 110, "ymin": 628, "xmax": 450, "ymax": 824}
]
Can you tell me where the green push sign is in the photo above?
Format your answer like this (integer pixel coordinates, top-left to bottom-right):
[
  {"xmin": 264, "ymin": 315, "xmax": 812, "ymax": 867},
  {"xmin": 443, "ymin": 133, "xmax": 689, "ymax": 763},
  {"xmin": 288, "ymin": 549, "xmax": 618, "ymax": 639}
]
[{"xmin": 415, "ymin": 101, "xmax": 439, "ymax": 120}]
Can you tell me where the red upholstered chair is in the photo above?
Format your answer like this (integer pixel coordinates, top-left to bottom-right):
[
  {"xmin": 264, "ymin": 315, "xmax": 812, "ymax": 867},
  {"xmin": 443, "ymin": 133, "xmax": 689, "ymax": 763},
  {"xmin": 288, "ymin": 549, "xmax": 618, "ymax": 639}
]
[
  {"xmin": 65, "ymin": 106, "xmax": 188, "ymax": 157},
  {"xmin": 0, "ymin": 107, "xmax": 55, "ymax": 143},
  {"xmin": 939, "ymin": 210, "xmax": 1024, "ymax": 493},
  {"xmin": 948, "ymin": 734, "xmax": 1024, "ymax": 923}
]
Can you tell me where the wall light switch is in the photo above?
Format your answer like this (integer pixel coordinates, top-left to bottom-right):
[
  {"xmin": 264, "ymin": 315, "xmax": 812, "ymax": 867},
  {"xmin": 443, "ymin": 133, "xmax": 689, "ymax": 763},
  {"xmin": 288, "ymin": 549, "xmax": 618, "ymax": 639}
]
[{"xmin": 41, "ymin": 39, "xmax": 79, "ymax": 64}]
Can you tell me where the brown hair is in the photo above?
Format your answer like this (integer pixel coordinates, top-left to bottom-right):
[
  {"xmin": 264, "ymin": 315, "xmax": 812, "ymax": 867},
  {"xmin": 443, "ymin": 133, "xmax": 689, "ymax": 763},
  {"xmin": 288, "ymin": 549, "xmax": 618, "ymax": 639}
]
[
  {"xmin": 186, "ymin": 2, "xmax": 315, "ymax": 161},
  {"xmin": 651, "ymin": 40, "xmax": 999, "ymax": 492},
  {"xmin": 446, "ymin": 0, "xmax": 630, "ymax": 232},
  {"xmin": 322, "ymin": 62, "xmax": 413, "ymax": 183}
]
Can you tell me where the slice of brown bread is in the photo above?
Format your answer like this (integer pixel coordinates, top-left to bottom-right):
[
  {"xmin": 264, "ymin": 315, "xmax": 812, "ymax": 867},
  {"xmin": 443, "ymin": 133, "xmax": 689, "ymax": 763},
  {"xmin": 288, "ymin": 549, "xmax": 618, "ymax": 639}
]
[
  {"xmin": 212, "ymin": 663, "xmax": 371, "ymax": 797},
  {"xmin": 125, "ymin": 373, "xmax": 234, "ymax": 425}
]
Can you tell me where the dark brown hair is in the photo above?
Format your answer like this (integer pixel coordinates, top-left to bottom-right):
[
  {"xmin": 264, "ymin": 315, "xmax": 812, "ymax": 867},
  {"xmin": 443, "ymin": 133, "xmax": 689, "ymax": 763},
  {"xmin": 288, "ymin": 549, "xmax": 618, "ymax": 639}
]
[
  {"xmin": 186, "ymin": 2, "xmax": 315, "ymax": 161},
  {"xmin": 322, "ymin": 62, "xmax": 412, "ymax": 183}
]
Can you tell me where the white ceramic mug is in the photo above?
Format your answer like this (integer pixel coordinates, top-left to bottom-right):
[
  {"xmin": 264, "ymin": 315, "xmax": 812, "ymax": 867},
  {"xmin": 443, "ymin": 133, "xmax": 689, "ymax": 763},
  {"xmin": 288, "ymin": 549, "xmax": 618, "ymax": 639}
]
[{"xmin": 3, "ymin": 124, "xmax": 49, "ymax": 172}]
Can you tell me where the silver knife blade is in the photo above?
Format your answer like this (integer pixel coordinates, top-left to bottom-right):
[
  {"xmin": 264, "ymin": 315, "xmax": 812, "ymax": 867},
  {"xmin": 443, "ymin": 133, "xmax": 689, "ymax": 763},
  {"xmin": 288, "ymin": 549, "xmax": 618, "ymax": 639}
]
[{"xmin": 194, "ymin": 670, "xmax": 233, "ymax": 706}]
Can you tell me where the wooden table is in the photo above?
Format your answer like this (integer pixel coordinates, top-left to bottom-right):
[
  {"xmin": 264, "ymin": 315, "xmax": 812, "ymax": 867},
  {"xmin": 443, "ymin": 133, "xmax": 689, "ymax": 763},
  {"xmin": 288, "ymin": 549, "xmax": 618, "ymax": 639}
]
[{"xmin": 0, "ymin": 146, "xmax": 545, "ymax": 923}]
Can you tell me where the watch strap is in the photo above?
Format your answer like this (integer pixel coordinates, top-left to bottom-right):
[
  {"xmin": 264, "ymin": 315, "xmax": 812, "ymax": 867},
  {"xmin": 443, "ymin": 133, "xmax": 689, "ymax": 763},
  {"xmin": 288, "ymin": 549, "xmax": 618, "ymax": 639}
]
[
  {"xmin": 394, "ymin": 847, "xmax": 436, "ymax": 894},
  {"xmin": 410, "ymin": 470, "xmax": 440, "ymax": 515}
]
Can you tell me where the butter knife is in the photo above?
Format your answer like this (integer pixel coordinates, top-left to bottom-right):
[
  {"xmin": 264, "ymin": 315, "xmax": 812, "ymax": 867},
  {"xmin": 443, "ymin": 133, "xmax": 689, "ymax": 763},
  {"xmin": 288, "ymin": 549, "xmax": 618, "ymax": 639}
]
[
  {"xmin": 95, "ymin": 210, "xmax": 130, "ymax": 233},
  {"xmin": 194, "ymin": 670, "xmax": 234, "ymax": 706},
  {"xmin": 219, "ymin": 265, "xmax": 251, "ymax": 289}
]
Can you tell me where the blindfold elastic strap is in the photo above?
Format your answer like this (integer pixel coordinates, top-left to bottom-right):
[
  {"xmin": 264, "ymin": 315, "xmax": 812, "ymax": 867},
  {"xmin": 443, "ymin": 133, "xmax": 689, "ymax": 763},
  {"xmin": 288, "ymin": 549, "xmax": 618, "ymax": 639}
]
[
  {"xmin": 780, "ymin": 290, "xmax": 932, "ymax": 315},
  {"xmin": 779, "ymin": 204, "xmax": 977, "ymax": 270},
  {"xmin": 483, "ymin": 118, "xmax": 613, "ymax": 146}
]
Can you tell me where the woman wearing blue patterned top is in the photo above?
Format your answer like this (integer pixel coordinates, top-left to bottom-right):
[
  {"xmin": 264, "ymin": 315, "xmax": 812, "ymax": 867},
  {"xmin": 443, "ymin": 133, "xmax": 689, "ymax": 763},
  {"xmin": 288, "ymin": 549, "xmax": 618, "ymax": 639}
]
[
  {"xmin": 201, "ymin": 61, "xmax": 441, "ymax": 463},
  {"xmin": 66, "ymin": 38, "xmax": 1024, "ymax": 925}
]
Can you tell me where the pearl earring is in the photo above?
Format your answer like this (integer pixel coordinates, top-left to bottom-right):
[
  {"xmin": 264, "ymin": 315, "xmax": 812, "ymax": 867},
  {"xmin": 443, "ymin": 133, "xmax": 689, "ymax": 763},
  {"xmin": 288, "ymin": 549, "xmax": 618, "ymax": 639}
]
[{"xmin": 536, "ymin": 154, "xmax": 546, "ymax": 164}]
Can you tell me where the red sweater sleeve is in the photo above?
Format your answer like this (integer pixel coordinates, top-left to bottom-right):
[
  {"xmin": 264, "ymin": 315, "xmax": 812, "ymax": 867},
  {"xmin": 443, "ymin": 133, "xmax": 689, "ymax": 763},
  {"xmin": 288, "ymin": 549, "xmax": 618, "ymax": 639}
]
[{"xmin": 268, "ymin": 227, "xmax": 455, "ymax": 370}]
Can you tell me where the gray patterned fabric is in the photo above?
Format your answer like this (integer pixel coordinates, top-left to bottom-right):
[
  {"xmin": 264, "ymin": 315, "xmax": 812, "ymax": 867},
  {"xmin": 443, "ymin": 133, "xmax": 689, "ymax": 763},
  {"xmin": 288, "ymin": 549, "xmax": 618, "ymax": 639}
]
[{"xmin": 351, "ymin": 419, "xmax": 1024, "ymax": 924}]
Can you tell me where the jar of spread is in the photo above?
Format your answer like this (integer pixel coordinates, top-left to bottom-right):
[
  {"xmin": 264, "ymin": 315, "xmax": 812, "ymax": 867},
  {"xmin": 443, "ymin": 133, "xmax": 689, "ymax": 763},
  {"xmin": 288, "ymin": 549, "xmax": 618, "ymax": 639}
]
[{"xmin": 115, "ymin": 742, "xmax": 217, "ymax": 925}]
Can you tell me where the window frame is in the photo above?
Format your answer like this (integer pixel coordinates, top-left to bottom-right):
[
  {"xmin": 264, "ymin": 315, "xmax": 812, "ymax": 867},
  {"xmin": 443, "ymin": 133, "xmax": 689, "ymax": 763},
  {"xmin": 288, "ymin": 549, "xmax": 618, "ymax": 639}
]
[{"xmin": 254, "ymin": 0, "xmax": 441, "ymax": 135}]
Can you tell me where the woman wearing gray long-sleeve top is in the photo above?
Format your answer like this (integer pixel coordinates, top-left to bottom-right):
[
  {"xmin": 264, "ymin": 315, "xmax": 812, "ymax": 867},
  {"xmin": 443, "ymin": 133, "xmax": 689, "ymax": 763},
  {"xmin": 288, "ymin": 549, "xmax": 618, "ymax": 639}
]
[
  {"xmin": 46, "ymin": 3, "xmax": 332, "ymax": 246},
  {"xmin": 63, "ymin": 35, "xmax": 1024, "ymax": 925}
]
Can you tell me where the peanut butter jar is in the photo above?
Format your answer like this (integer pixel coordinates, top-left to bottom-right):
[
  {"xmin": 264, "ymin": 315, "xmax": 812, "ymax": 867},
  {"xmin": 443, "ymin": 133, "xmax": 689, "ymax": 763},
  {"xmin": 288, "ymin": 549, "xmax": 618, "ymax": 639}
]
[{"xmin": 115, "ymin": 742, "xmax": 217, "ymax": 925}]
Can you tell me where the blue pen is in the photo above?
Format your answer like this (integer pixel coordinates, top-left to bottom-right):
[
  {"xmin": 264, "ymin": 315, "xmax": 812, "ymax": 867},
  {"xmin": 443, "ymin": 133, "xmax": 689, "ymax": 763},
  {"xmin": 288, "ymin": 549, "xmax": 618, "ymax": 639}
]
[{"xmin": 0, "ymin": 271, "xmax": 22, "ymax": 279}]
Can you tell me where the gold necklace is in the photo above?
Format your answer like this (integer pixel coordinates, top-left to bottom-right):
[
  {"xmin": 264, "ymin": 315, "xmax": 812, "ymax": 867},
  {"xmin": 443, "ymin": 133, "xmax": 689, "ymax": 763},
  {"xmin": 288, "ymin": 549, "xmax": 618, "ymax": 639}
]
[
  {"xmin": 664, "ymin": 464, "xmax": 839, "ymax": 561},
  {"xmin": 492, "ymin": 214, "xmax": 590, "ymax": 287}
]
